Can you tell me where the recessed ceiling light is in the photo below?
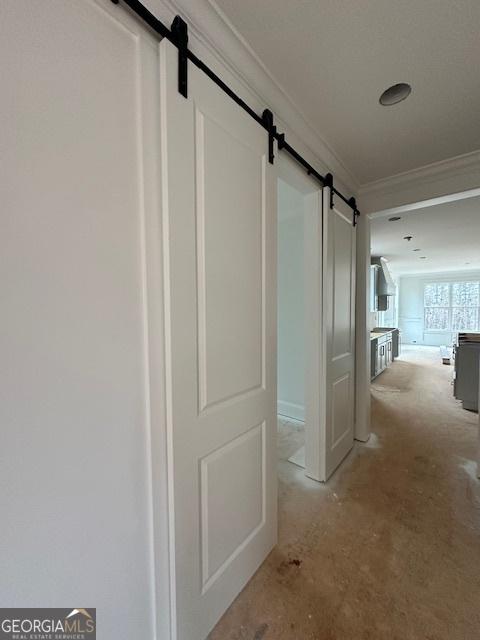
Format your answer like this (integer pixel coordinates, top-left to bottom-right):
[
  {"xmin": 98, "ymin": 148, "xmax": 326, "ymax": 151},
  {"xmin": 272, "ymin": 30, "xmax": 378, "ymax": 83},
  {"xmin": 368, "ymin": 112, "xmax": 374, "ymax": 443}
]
[
  {"xmin": 420, "ymin": 256, "xmax": 427, "ymax": 259},
  {"xmin": 379, "ymin": 83, "xmax": 412, "ymax": 106},
  {"xmin": 413, "ymin": 248, "xmax": 420, "ymax": 251},
  {"xmin": 388, "ymin": 216, "xmax": 401, "ymax": 222},
  {"xmin": 404, "ymin": 235, "xmax": 413, "ymax": 241}
]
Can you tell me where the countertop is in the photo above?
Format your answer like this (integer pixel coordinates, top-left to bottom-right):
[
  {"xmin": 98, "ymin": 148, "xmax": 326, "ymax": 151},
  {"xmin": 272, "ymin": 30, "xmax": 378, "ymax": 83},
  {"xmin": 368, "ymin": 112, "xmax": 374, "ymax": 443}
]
[{"xmin": 370, "ymin": 329, "xmax": 397, "ymax": 341}]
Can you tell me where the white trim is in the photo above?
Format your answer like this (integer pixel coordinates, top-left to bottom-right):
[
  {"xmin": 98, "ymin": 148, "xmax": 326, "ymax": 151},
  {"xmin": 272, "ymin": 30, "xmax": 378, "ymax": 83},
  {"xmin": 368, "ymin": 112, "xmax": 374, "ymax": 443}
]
[
  {"xmin": 354, "ymin": 212, "xmax": 371, "ymax": 443},
  {"xmin": 361, "ymin": 149, "xmax": 480, "ymax": 194},
  {"xmin": 400, "ymin": 270, "xmax": 480, "ymax": 281},
  {"xmin": 158, "ymin": 38, "xmax": 178, "ymax": 640},
  {"xmin": 369, "ymin": 187, "xmax": 480, "ymax": 219},
  {"xmin": 144, "ymin": 0, "xmax": 358, "ymax": 196},
  {"xmin": 95, "ymin": 3, "xmax": 173, "ymax": 638},
  {"xmin": 359, "ymin": 149, "xmax": 480, "ymax": 214},
  {"xmin": 278, "ymin": 400, "xmax": 305, "ymax": 422}
]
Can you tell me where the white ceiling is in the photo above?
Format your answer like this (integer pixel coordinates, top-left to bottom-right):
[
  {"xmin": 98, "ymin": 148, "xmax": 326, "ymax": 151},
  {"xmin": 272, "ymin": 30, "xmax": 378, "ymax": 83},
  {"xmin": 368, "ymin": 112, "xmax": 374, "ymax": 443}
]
[
  {"xmin": 371, "ymin": 196, "xmax": 480, "ymax": 276},
  {"xmin": 211, "ymin": 0, "xmax": 480, "ymax": 184}
]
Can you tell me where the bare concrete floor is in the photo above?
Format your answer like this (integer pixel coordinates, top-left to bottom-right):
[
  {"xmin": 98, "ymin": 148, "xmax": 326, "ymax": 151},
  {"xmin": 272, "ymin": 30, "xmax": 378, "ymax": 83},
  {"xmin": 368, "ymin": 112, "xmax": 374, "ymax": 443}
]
[{"xmin": 209, "ymin": 346, "xmax": 480, "ymax": 640}]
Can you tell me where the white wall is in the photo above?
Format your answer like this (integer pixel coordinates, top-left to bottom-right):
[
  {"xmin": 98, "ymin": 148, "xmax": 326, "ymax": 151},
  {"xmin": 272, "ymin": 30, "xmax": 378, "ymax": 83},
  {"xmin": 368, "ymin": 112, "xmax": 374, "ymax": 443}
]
[
  {"xmin": 1, "ymin": 0, "xmax": 362, "ymax": 636},
  {"xmin": 1, "ymin": 2, "xmax": 168, "ymax": 638},
  {"xmin": 398, "ymin": 271, "xmax": 480, "ymax": 346},
  {"xmin": 277, "ymin": 180, "xmax": 305, "ymax": 420}
]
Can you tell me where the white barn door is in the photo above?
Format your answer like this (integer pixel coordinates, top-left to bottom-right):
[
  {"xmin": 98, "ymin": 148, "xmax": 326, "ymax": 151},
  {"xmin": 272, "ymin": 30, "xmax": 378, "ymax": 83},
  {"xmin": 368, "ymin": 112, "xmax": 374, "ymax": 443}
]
[
  {"xmin": 160, "ymin": 40, "xmax": 277, "ymax": 640},
  {"xmin": 322, "ymin": 188, "xmax": 356, "ymax": 479}
]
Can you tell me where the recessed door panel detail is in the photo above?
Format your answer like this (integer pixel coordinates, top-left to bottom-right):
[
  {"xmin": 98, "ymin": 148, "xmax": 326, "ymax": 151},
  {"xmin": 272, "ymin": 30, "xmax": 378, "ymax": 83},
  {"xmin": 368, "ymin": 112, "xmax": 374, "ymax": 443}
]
[
  {"xmin": 200, "ymin": 423, "xmax": 265, "ymax": 591},
  {"xmin": 331, "ymin": 373, "xmax": 351, "ymax": 448},
  {"xmin": 195, "ymin": 109, "xmax": 265, "ymax": 412}
]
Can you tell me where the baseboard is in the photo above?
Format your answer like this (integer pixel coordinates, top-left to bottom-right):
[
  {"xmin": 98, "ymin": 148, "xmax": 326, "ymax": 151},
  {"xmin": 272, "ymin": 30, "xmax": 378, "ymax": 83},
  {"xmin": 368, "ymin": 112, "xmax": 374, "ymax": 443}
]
[{"xmin": 277, "ymin": 400, "xmax": 305, "ymax": 422}]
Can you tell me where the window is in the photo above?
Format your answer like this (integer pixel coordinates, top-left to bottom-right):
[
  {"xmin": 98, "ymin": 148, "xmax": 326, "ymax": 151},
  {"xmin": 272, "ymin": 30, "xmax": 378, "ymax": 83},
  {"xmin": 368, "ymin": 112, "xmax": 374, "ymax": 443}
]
[
  {"xmin": 424, "ymin": 283, "xmax": 449, "ymax": 331},
  {"xmin": 452, "ymin": 282, "xmax": 479, "ymax": 331},
  {"xmin": 424, "ymin": 281, "xmax": 480, "ymax": 332}
]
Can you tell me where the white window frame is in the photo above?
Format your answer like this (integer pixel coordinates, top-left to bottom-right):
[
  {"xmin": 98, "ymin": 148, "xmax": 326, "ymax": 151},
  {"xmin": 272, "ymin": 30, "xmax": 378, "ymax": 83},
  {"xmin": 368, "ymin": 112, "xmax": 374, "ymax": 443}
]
[{"xmin": 423, "ymin": 280, "xmax": 480, "ymax": 333}]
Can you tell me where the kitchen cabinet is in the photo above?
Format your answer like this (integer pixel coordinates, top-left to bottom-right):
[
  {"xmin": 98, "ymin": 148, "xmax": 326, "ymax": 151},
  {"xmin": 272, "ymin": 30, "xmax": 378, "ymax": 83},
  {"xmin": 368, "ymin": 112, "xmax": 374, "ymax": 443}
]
[
  {"xmin": 371, "ymin": 334, "xmax": 387, "ymax": 378},
  {"xmin": 370, "ymin": 328, "xmax": 399, "ymax": 380},
  {"xmin": 386, "ymin": 335, "xmax": 393, "ymax": 366},
  {"xmin": 454, "ymin": 336, "xmax": 480, "ymax": 411},
  {"xmin": 378, "ymin": 336, "xmax": 388, "ymax": 373}
]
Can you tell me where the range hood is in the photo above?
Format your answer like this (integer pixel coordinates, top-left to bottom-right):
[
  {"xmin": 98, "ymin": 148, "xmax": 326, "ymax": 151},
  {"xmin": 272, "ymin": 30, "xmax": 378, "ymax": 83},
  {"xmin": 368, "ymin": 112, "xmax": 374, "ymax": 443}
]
[{"xmin": 371, "ymin": 257, "xmax": 395, "ymax": 296}]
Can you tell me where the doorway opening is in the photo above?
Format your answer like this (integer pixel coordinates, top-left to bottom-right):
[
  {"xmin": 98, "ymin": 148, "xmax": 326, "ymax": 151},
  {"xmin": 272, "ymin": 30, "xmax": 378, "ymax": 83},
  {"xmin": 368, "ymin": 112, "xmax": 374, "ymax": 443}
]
[
  {"xmin": 277, "ymin": 177, "xmax": 307, "ymax": 470},
  {"xmin": 276, "ymin": 156, "xmax": 326, "ymax": 483},
  {"xmin": 368, "ymin": 188, "xmax": 480, "ymax": 422}
]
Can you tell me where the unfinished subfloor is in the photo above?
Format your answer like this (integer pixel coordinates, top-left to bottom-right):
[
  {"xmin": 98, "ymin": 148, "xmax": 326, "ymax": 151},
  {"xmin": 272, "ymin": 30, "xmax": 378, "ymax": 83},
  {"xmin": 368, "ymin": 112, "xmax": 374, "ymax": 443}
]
[{"xmin": 209, "ymin": 346, "xmax": 480, "ymax": 640}]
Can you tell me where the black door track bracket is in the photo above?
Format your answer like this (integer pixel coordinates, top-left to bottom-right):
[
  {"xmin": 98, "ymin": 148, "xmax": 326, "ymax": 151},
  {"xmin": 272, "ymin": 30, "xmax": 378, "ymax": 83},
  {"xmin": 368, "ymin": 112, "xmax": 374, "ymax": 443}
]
[
  {"xmin": 171, "ymin": 16, "xmax": 188, "ymax": 98},
  {"xmin": 262, "ymin": 109, "xmax": 276, "ymax": 165}
]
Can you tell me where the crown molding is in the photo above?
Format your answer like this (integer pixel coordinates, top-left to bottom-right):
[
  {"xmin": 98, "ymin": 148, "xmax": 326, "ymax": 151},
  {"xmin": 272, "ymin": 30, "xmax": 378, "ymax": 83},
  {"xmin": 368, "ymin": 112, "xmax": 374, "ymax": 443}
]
[
  {"xmin": 398, "ymin": 269, "xmax": 480, "ymax": 280},
  {"xmin": 359, "ymin": 149, "xmax": 480, "ymax": 214},
  {"xmin": 144, "ymin": 0, "xmax": 359, "ymax": 195}
]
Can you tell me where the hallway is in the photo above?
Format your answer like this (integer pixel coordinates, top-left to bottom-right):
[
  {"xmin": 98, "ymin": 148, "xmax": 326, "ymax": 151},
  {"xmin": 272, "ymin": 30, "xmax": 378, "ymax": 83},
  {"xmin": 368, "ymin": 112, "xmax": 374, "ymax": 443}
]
[{"xmin": 210, "ymin": 346, "xmax": 480, "ymax": 640}]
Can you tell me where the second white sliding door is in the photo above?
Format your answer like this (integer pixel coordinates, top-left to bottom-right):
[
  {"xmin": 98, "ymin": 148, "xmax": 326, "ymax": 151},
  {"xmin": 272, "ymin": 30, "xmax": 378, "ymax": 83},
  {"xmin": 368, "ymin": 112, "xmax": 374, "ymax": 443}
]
[{"xmin": 321, "ymin": 187, "xmax": 357, "ymax": 479}]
